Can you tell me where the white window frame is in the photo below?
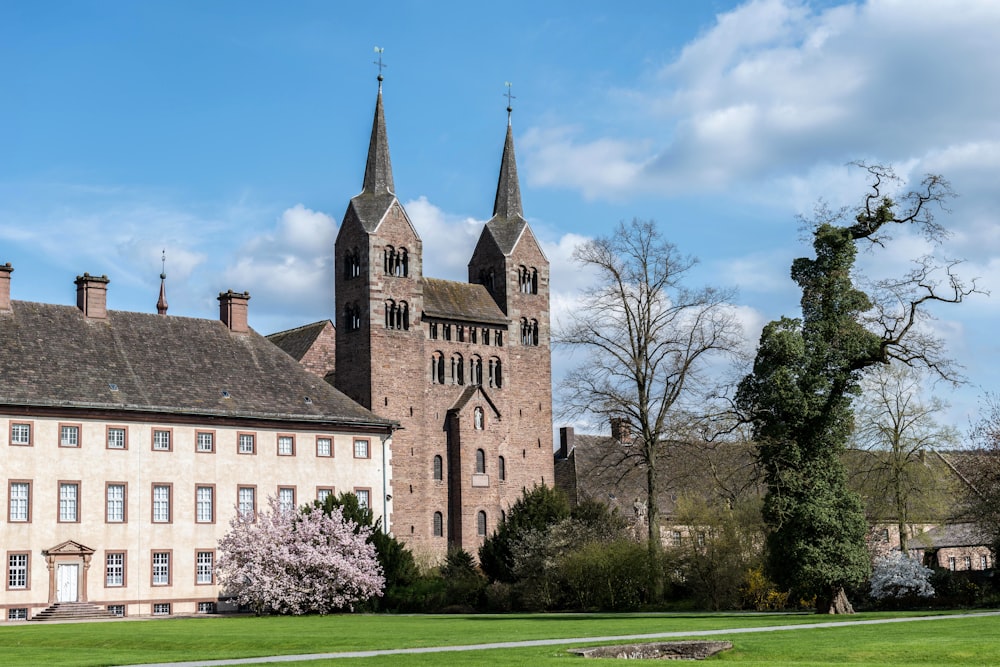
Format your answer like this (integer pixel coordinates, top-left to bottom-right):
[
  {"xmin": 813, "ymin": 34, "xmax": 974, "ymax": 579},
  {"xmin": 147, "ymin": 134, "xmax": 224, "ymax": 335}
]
[
  {"xmin": 106, "ymin": 552, "xmax": 124, "ymax": 587},
  {"xmin": 106, "ymin": 484, "xmax": 125, "ymax": 523},
  {"xmin": 59, "ymin": 483, "xmax": 79, "ymax": 522},
  {"xmin": 10, "ymin": 482, "xmax": 29, "ymax": 522},
  {"xmin": 316, "ymin": 437, "xmax": 332, "ymax": 457},
  {"xmin": 196, "ymin": 551, "xmax": 214, "ymax": 585},
  {"xmin": 107, "ymin": 427, "xmax": 126, "ymax": 449},
  {"xmin": 60, "ymin": 425, "xmax": 80, "ymax": 447},
  {"xmin": 8, "ymin": 553, "xmax": 28, "ymax": 589},
  {"xmin": 238, "ymin": 433, "xmax": 255, "ymax": 455},
  {"xmin": 196, "ymin": 431, "xmax": 214, "ymax": 453},
  {"xmin": 353, "ymin": 438, "xmax": 370, "ymax": 459},
  {"xmin": 152, "ymin": 429, "xmax": 171, "ymax": 451},
  {"xmin": 152, "ymin": 485, "xmax": 170, "ymax": 523},
  {"xmin": 278, "ymin": 487, "xmax": 295, "ymax": 513},
  {"xmin": 278, "ymin": 435, "xmax": 294, "ymax": 456},
  {"xmin": 238, "ymin": 487, "xmax": 255, "ymax": 518},
  {"xmin": 354, "ymin": 488, "xmax": 370, "ymax": 510},
  {"xmin": 196, "ymin": 486, "xmax": 213, "ymax": 523},
  {"xmin": 11, "ymin": 423, "xmax": 31, "ymax": 445},
  {"xmin": 152, "ymin": 552, "xmax": 170, "ymax": 586}
]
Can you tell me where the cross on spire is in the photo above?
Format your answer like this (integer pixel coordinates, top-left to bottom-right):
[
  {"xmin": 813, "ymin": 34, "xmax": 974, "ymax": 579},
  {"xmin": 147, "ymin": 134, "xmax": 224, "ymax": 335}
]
[
  {"xmin": 504, "ymin": 81, "xmax": 515, "ymax": 126},
  {"xmin": 374, "ymin": 46, "xmax": 386, "ymax": 89}
]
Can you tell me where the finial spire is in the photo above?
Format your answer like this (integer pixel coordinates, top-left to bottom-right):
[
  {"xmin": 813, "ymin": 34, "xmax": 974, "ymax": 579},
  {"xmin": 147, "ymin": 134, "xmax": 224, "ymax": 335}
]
[
  {"xmin": 492, "ymin": 103, "xmax": 523, "ymax": 219},
  {"xmin": 156, "ymin": 249, "xmax": 168, "ymax": 315},
  {"xmin": 374, "ymin": 46, "xmax": 386, "ymax": 90},
  {"xmin": 362, "ymin": 51, "xmax": 395, "ymax": 195},
  {"xmin": 504, "ymin": 81, "xmax": 515, "ymax": 127}
]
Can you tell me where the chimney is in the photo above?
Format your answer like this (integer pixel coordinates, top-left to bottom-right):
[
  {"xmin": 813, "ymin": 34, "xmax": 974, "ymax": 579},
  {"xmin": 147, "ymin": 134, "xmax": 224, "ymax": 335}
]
[
  {"xmin": 218, "ymin": 290, "xmax": 250, "ymax": 333},
  {"xmin": 610, "ymin": 417, "xmax": 632, "ymax": 444},
  {"xmin": 559, "ymin": 426, "xmax": 575, "ymax": 458},
  {"xmin": 0, "ymin": 263, "xmax": 12, "ymax": 311},
  {"xmin": 75, "ymin": 273, "xmax": 110, "ymax": 319}
]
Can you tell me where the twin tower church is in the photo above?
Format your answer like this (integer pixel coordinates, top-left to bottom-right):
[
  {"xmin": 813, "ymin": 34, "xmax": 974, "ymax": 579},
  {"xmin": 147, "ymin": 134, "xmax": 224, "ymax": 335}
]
[{"xmin": 273, "ymin": 79, "xmax": 554, "ymax": 559}]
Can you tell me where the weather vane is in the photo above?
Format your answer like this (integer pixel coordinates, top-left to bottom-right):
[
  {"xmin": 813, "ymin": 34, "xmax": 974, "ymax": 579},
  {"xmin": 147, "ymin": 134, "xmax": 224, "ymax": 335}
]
[
  {"xmin": 504, "ymin": 81, "xmax": 515, "ymax": 125},
  {"xmin": 160, "ymin": 249, "xmax": 166, "ymax": 280},
  {"xmin": 374, "ymin": 46, "xmax": 386, "ymax": 87}
]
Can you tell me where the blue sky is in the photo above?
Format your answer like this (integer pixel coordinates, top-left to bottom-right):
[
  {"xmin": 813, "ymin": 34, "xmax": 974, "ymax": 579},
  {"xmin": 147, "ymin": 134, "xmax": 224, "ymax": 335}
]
[{"xmin": 2, "ymin": 0, "xmax": 998, "ymax": 433}]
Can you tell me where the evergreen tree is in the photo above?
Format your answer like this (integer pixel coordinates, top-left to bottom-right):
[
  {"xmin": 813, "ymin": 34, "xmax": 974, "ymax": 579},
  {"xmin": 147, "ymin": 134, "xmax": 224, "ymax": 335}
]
[{"xmin": 737, "ymin": 165, "xmax": 973, "ymax": 613}]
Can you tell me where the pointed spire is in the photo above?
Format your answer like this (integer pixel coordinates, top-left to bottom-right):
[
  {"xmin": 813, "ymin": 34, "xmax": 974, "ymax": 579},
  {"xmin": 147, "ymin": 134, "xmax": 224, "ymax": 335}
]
[
  {"xmin": 156, "ymin": 249, "xmax": 168, "ymax": 316},
  {"xmin": 492, "ymin": 120, "xmax": 523, "ymax": 220},
  {"xmin": 362, "ymin": 52, "xmax": 394, "ymax": 195}
]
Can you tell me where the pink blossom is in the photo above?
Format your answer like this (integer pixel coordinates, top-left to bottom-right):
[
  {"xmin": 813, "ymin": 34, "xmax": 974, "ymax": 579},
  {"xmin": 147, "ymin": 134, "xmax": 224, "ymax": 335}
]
[{"xmin": 217, "ymin": 496, "xmax": 384, "ymax": 614}]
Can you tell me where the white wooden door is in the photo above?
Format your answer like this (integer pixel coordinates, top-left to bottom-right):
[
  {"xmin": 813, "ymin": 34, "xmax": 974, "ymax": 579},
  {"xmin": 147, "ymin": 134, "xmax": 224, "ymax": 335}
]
[{"xmin": 57, "ymin": 564, "xmax": 79, "ymax": 602}]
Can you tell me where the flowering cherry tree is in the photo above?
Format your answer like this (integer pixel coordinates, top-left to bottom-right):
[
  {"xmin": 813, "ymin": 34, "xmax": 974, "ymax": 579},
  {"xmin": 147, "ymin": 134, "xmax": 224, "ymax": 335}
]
[
  {"xmin": 869, "ymin": 552, "xmax": 934, "ymax": 601},
  {"xmin": 217, "ymin": 497, "xmax": 384, "ymax": 615}
]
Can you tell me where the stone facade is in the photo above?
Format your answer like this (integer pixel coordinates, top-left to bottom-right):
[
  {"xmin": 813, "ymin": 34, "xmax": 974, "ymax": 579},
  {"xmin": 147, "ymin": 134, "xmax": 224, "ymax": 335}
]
[{"xmin": 328, "ymin": 85, "xmax": 554, "ymax": 561}]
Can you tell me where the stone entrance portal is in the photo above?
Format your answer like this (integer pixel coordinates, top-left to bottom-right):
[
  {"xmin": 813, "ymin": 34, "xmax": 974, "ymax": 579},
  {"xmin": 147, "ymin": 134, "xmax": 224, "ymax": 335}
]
[{"xmin": 42, "ymin": 540, "xmax": 95, "ymax": 604}]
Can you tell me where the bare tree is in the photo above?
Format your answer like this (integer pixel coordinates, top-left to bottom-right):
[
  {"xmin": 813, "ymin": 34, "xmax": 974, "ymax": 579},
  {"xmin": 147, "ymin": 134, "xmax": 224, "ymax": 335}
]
[
  {"xmin": 557, "ymin": 219, "xmax": 743, "ymax": 596},
  {"xmin": 851, "ymin": 364, "xmax": 959, "ymax": 553},
  {"xmin": 959, "ymin": 394, "xmax": 1000, "ymax": 557}
]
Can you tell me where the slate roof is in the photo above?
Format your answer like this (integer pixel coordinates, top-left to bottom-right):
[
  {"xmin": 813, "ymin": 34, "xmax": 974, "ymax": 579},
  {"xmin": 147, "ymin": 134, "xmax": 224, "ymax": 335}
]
[
  {"xmin": 909, "ymin": 523, "xmax": 987, "ymax": 550},
  {"xmin": 346, "ymin": 85, "xmax": 398, "ymax": 233},
  {"xmin": 267, "ymin": 320, "xmax": 331, "ymax": 362},
  {"xmin": 0, "ymin": 302, "xmax": 393, "ymax": 428},
  {"xmin": 483, "ymin": 122, "xmax": 531, "ymax": 256},
  {"xmin": 422, "ymin": 277, "xmax": 508, "ymax": 325}
]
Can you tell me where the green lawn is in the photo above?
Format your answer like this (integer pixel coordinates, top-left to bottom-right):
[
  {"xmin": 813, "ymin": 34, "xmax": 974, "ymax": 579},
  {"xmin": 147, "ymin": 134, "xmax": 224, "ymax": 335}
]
[{"xmin": 0, "ymin": 611, "xmax": 995, "ymax": 666}]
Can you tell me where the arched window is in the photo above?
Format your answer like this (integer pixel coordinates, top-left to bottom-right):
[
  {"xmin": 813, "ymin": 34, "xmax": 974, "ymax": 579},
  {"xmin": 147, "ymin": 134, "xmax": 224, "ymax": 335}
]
[
  {"xmin": 385, "ymin": 300, "xmax": 409, "ymax": 330},
  {"xmin": 498, "ymin": 455, "xmax": 506, "ymax": 481},
  {"xmin": 488, "ymin": 357, "xmax": 503, "ymax": 388},
  {"xmin": 518, "ymin": 266, "xmax": 538, "ymax": 294},
  {"xmin": 520, "ymin": 318, "xmax": 538, "ymax": 346},
  {"xmin": 384, "ymin": 246, "xmax": 408, "ymax": 276},
  {"xmin": 346, "ymin": 303, "xmax": 361, "ymax": 332},
  {"xmin": 431, "ymin": 352, "xmax": 445, "ymax": 385},
  {"xmin": 433, "ymin": 455, "xmax": 443, "ymax": 481},
  {"xmin": 475, "ymin": 448, "xmax": 486, "ymax": 474},
  {"xmin": 345, "ymin": 248, "xmax": 362, "ymax": 279},
  {"xmin": 395, "ymin": 248, "xmax": 408, "ymax": 277},
  {"xmin": 383, "ymin": 246, "xmax": 395, "ymax": 275},
  {"xmin": 474, "ymin": 407, "xmax": 484, "ymax": 430},
  {"xmin": 433, "ymin": 511, "xmax": 444, "ymax": 537},
  {"xmin": 470, "ymin": 355, "xmax": 483, "ymax": 385},
  {"xmin": 451, "ymin": 354, "xmax": 464, "ymax": 385},
  {"xmin": 477, "ymin": 510, "xmax": 487, "ymax": 536}
]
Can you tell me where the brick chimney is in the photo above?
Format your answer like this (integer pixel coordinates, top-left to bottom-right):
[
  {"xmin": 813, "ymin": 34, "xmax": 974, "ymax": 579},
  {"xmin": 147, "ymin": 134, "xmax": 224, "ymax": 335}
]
[
  {"xmin": 218, "ymin": 290, "xmax": 250, "ymax": 333},
  {"xmin": 610, "ymin": 417, "xmax": 632, "ymax": 444},
  {"xmin": 0, "ymin": 263, "xmax": 12, "ymax": 311},
  {"xmin": 75, "ymin": 273, "xmax": 110, "ymax": 319},
  {"xmin": 558, "ymin": 426, "xmax": 575, "ymax": 458}
]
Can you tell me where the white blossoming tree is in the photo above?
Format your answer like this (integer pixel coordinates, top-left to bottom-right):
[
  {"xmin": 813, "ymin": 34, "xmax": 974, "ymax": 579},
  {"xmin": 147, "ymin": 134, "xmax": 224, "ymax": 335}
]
[
  {"xmin": 217, "ymin": 497, "xmax": 384, "ymax": 615},
  {"xmin": 869, "ymin": 552, "xmax": 934, "ymax": 601}
]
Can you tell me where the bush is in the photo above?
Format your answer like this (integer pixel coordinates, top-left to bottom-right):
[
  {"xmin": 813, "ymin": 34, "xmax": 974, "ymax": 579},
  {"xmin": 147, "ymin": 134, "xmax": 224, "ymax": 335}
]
[
  {"xmin": 869, "ymin": 552, "xmax": 934, "ymax": 605},
  {"xmin": 557, "ymin": 539, "xmax": 651, "ymax": 611},
  {"xmin": 740, "ymin": 567, "xmax": 789, "ymax": 611}
]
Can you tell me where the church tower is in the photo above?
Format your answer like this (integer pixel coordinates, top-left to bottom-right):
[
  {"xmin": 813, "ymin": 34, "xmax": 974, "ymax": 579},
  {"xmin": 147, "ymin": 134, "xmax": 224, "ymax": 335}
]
[
  {"xmin": 332, "ymin": 77, "xmax": 553, "ymax": 561},
  {"xmin": 468, "ymin": 108, "xmax": 554, "ymax": 490}
]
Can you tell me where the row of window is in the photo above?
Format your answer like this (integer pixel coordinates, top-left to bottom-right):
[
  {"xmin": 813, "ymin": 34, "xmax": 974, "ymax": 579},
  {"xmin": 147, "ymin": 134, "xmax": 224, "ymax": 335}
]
[
  {"xmin": 430, "ymin": 452, "xmax": 507, "ymax": 480},
  {"xmin": 5, "ymin": 602, "xmax": 214, "ymax": 621},
  {"xmin": 946, "ymin": 554, "xmax": 991, "ymax": 571},
  {"xmin": 5, "ymin": 550, "xmax": 217, "ymax": 591},
  {"xmin": 4, "ymin": 482, "xmax": 365, "ymax": 524},
  {"xmin": 429, "ymin": 322, "xmax": 504, "ymax": 346},
  {"xmin": 429, "ymin": 509, "xmax": 493, "ymax": 538},
  {"xmin": 519, "ymin": 318, "xmax": 539, "ymax": 346},
  {"xmin": 4, "ymin": 424, "xmax": 369, "ymax": 459},
  {"xmin": 430, "ymin": 354, "xmax": 502, "ymax": 388},
  {"xmin": 344, "ymin": 246, "xmax": 412, "ymax": 280}
]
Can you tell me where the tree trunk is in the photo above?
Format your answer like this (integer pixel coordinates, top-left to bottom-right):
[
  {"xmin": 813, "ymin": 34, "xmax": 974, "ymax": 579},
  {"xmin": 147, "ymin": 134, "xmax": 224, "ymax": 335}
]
[
  {"xmin": 818, "ymin": 586, "xmax": 855, "ymax": 614},
  {"xmin": 646, "ymin": 459, "xmax": 664, "ymax": 602}
]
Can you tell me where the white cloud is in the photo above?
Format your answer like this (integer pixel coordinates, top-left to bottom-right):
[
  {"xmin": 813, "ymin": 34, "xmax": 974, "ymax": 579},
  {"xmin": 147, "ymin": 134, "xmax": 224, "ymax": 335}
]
[
  {"xmin": 403, "ymin": 196, "xmax": 484, "ymax": 282},
  {"xmin": 221, "ymin": 205, "xmax": 337, "ymax": 324},
  {"xmin": 523, "ymin": 0, "xmax": 1000, "ymax": 199}
]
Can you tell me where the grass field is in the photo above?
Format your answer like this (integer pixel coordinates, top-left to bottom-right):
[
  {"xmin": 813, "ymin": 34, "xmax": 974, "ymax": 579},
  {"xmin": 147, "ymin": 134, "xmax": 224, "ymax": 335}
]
[{"xmin": 0, "ymin": 610, "xmax": 995, "ymax": 666}]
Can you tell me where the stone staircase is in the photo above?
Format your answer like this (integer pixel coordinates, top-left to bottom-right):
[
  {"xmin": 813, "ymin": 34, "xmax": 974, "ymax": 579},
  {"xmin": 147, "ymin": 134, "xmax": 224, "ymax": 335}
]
[{"xmin": 30, "ymin": 601, "xmax": 119, "ymax": 622}]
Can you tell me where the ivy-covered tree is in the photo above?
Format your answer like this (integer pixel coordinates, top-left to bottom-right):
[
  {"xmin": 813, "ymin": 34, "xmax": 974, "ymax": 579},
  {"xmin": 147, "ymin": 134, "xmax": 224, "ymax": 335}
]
[
  {"xmin": 217, "ymin": 496, "xmax": 384, "ymax": 615},
  {"xmin": 737, "ymin": 164, "xmax": 974, "ymax": 613}
]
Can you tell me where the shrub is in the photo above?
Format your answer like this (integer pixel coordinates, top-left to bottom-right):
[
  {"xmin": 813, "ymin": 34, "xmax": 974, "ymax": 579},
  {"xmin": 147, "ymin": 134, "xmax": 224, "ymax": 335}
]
[{"xmin": 869, "ymin": 552, "xmax": 934, "ymax": 602}]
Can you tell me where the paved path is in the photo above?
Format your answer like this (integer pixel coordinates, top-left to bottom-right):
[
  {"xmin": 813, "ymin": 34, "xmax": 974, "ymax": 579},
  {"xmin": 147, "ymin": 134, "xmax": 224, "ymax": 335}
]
[{"xmin": 125, "ymin": 610, "xmax": 1000, "ymax": 667}]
